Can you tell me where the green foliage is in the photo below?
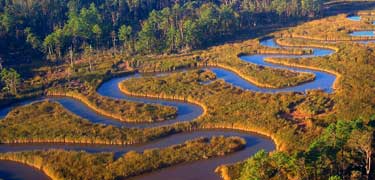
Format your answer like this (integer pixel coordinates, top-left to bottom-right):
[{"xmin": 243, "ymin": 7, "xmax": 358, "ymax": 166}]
[
  {"xmin": 64, "ymin": 3, "xmax": 102, "ymax": 40},
  {"xmin": 92, "ymin": 24, "xmax": 102, "ymax": 45},
  {"xmin": 238, "ymin": 150, "xmax": 302, "ymax": 180},
  {"xmin": 136, "ymin": 1, "xmax": 323, "ymax": 53},
  {"xmin": 24, "ymin": 27, "xmax": 42, "ymax": 50},
  {"xmin": 0, "ymin": 0, "xmax": 325, "ymax": 64},
  {"xmin": 329, "ymin": 176, "xmax": 342, "ymax": 180},
  {"xmin": 0, "ymin": 11, "xmax": 14, "ymax": 33},
  {"xmin": 118, "ymin": 25, "xmax": 132, "ymax": 52},
  {"xmin": 43, "ymin": 28, "xmax": 65, "ymax": 60},
  {"xmin": 303, "ymin": 119, "xmax": 374, "ymax": 179},
  {"xmin": 239, "ymin": 150, "xmax": 275, "ymax": 180},
  {"xmin": 236, "ymin": 119, "xmax": 375, "ymax": 180},
  {"xmin": 121, "ymin": 61, "xmax": 375, "ymax": 179},
  {"xmin": 0, "ymin": 68, "xmax": 21, "ymax": 95}
]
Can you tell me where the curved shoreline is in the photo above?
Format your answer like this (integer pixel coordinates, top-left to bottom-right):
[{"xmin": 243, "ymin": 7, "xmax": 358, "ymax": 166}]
[
  {"xmin": 0, "ymin": 37, "xmax": 339, "ymax": 179},
  {"xmin": 119, "ymin": 83, "xmax": 284, "ymax": 151},
  {"xmin": 264, "ymin": 58, "xmax": 342, "ymax": 91},
  {"xmin": 0, "ymin": 158, "xmax": 54, "ymax": 180},
  {"xmin": 265, "ymin": 38, "xmax": 342, "ymax": 90},
  {"xmin": 286, "ymin": 15, "xmax": 375, "ymax": 42},
  {"xmin": 0, "ymin": 130, "xmax": 275, "ymax": 180},
  {"xmin": 0, "ymin": 160, "xmax": 51, "ymax": 180},
  {"xmin": 208, "ymin": 62, "xmax": 315, "ymax": 89},
  {"xmin": 46, "ymin": 91, "xmax": 177, "ymax": 123},
  {"xmin": 240, "ymin": 38, "xmax": 336, "ymax": 93},
  {"xmin": 274, "ymin": 38, "xmax": 340, "ymax": 51},
  {"xmin": 290, "ymin": 33, "xmax": 375, "ymax": 41}
]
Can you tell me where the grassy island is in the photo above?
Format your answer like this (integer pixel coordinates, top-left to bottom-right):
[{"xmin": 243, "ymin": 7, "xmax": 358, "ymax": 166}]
[
  {"xmin": 0, "ymin": 136, "xmax": 245, "ymax": 180},
  {"xmin": 0, "ymin": 101, "xmax": 191, "ymax": 145}
]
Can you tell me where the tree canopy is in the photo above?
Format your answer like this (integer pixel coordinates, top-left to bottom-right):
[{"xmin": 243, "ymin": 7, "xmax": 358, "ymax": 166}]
[{"xmin": 0, "ymin": 0, "xmax": 325, "ymax": 64}]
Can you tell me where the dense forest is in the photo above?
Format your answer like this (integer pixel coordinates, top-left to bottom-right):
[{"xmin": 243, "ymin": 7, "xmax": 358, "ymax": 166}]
[
  {"xmin": 0, "ymin": 0, "xmax": 325, "ymax": 65},
  {"xmin": 222, "ymin": 118, "xmax": 375, "ymax": 180}
]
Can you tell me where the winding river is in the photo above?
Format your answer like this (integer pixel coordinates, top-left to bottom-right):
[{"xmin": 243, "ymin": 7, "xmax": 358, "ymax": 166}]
[
  {"xmin": 347, "ymin": 15, "xmax": 375, "ymax": 38},
  {"xmin": 0, "ymin": 37, "xmax": 338, "ymax": 180}
]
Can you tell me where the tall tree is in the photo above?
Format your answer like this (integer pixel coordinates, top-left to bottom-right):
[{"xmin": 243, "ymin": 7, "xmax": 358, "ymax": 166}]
[
  {"xmin": 0, "ymin": 68, "xmax": 21, "ymax": 95},
  {"xmin": 348, "ymin": 129, "xmax": 374, "ymax": 180},
  {"xmin": 92, "ymin": 24, "xmax": 102, "ymax": 49},
  {"xmin": 118, "ymin": 25, "xmax": 133, "ymax": 53},
  {"xmin": 43, "ymin": 28, "xmax": 65, "ymax": 61}
]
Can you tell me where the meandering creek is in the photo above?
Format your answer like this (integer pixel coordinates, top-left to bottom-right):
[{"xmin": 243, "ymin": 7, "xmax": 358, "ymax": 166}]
[
  {"xmin": 0, "ymin": 37, "xmax": 338, "ymax": 180},
  {"xmin": 347, "ymin": 15, "xmax": 375, "ymax": 38}
]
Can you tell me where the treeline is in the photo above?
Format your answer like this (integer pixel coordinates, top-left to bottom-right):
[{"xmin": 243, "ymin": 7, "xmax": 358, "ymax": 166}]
[
  {"xmin": 0, "ymin": 136, "xmax": 245, "ymax": 180},
  {"xmin": 0, "ymin": 0, "xmax": 326, "ymax": 64}
]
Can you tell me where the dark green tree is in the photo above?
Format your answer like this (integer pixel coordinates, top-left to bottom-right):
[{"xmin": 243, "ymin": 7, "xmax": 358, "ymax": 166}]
[{"xmin": 0, "ymin": 68, "xmax": 21, "ymax": 95}]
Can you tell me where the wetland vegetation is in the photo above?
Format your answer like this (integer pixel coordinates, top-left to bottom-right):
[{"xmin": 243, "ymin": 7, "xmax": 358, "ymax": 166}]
[
  {"xmin": 1, "ymin": 1, "xmax": 375, "ymax": 180},
  {"xmin": 0, "ymin": 101, "xmax": 194, "ymax": 145},
  {"xmin": 0, "ymin": 136, "xmax": 245, "ymax": 180}
]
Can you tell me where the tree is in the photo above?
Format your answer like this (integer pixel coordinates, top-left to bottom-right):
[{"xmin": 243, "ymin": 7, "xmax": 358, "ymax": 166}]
[
  {"xmin": 0, "ymin": 11, "xmax": 15, "ymax": 34},
  {"xmin": 272, "ymin": 0, "xmax": 288, "ymax": 17},
  {"xmin": 302, "ymin": 120, "xmax": 358, "ymax": 179},
  {"xmin": 24, "ymin": 27, "xmax": 42, "ymax": 50},
  {"xmin": 0, "ymin": 68, "xmax": 21, "ymax": 95},
  {"xmin": 118, "ymin": 25, "xmax": 133, "ymax": 53},
  {"xmin": 301, "ymin": 0, "xmax": 322, "ymax": 17},
  {"xmin": 83, "ymin": 44, "xmax": 94, "ymax": 72},
  {"xmin": 92, "ymin": 24, "xmax": 102, "ymax": 48},
  {"xmin": 166, "ymin": 26, "xmax": 178, "ymax": 53},
  {"xmin": 196, "ymin": 4, "xmax": 220, "ymax": 46},
  {"xmin": 218, "ymin": 5, "xmax": 237, "ymax": 34},
  {"xmin": 348, "ymin": 129, "xmax": 374, "ymax": 180},
  {"xmin": 64, "ymin": 10, "xmax": 82, "ymax": 50},
  {"xmin": 77, "ymin": 3, "xmax": 102, "ymax": 40},
  {"xmin": 64, "ymin": 3, "xmax": 101, "ymax": 54},
  {"xmin": 239, "ymin": 150, "xmax": 274, "ymax": 180},
  {"xmin": 43, "ymin": 28, "xmax": 65, "ymax": 61},
  {"xmin": 111, "ymin": 30, "xmax": 117, "ymax": 54},
  {"xmin": 0, "ymin": 0, "xmax": 328, "ymax": 62},
  {"xmin": 328, "ymin": 175, "xmax": 342, "ymax": 180},
  {"xmin": 137, "ymin": 11, "xmax": 161, "ymax": 53},
  {"xmin": 182, "ymin": 20, "xmax": 198, "ymax": 50}
]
